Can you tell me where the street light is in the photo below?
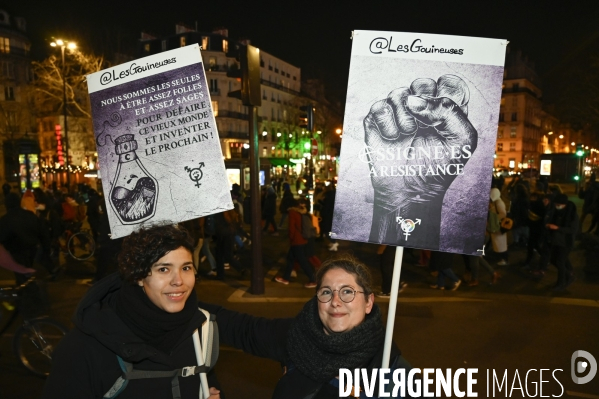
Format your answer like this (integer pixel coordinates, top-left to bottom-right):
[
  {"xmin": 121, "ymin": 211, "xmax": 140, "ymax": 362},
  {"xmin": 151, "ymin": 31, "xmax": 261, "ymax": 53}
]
[{"xmin": 50, "ymin": 38, "xmax": 76, "ymax": 189}]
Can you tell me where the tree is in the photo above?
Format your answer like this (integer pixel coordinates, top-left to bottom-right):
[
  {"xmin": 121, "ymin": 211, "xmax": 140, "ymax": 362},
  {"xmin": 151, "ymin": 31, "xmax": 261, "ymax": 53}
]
[{"xmin": 32, "ymin": 50, "xmax": 106, "ymax": 118}]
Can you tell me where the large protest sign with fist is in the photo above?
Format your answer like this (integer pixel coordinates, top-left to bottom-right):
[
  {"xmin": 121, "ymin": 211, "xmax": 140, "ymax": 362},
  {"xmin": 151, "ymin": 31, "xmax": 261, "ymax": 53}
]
[
  {"xmin": 87, "ymin": 45, "xmax": 232, "ymax": 239},
  {"xmin": 332, "ymin": 31, "xmax": 507, "ymax": 254}
]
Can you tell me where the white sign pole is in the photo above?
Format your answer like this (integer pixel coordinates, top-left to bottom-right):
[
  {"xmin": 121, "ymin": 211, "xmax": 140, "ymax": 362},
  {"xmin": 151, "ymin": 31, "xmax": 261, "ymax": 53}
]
[{"xmin": 381, "ymin": 246, "xmax": 404, "ymax": 369}]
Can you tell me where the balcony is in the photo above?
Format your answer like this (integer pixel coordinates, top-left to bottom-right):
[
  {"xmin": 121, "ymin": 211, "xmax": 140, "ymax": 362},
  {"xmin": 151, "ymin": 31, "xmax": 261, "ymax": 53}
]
[
  {"xmin": 210, "ymin": 88, "xmax": 221, "ymax": 96},
  {"xmin": 261, "ymin": 79, "xmax": 300, "ymax": 96},
  {"xmin": 217, "ymin": 110, "xmax": 248, "ymax": 120},
  {"xmin": 219, "ymin": 131, "xmax": 249, "ymax": 139}
]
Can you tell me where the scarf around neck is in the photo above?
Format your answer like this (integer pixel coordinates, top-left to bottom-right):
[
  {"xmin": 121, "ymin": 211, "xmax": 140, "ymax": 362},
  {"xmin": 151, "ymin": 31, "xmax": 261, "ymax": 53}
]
[
  {"xmin": 287, "ymin": 296, "xmax": 384, "ymax": 383},
  {"xmin": 114, "ymin": 281, "xmax": 198, "ymax": 354}
]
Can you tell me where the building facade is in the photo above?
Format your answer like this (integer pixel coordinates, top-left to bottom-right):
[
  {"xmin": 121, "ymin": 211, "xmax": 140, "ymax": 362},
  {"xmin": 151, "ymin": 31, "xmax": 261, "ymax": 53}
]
[
  {"xmin": 0, "ymin": 9, "xmax": 39, "ymax": 190},
  {"xmin": 138, "ymin": 25, "xmax": 341, "ymax": 188}
]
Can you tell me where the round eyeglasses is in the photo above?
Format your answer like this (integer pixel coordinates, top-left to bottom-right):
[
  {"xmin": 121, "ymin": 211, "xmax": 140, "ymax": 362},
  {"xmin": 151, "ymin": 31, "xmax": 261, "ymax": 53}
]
[{"xmin": 316, "ymin": 286, "xmax": 365, "ymax": 303}]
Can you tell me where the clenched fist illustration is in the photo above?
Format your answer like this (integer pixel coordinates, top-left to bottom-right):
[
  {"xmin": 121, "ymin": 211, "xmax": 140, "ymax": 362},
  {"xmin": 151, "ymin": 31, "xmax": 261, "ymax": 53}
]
[{"xmin": 363, "ymin": 74, "xmax": 478, "ymax": 247}]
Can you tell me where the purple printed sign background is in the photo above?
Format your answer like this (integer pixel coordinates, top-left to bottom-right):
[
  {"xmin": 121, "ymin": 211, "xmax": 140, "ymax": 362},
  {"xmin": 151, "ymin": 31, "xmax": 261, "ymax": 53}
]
[
  {"xmin": 332, "ymin": 57, "xmax": 504, "ymax": 255},
  {"xmin": 89, "ymin": 62, "xmax": 232, "ymax": 239}
]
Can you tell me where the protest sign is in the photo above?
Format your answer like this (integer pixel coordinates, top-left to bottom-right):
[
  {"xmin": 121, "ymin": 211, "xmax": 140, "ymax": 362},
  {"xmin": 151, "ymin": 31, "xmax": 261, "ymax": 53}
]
[
  {"xmin": 87, "ymin": 44, "xmax": 232, "ymax": 239},
  {"xmin": 332, "ymin": 31, "xmax": 507, "ymax": 254}
]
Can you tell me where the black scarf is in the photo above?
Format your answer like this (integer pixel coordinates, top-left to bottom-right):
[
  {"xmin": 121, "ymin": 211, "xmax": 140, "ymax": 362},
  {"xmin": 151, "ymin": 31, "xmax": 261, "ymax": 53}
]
[
  {"xmin": 287, "ymin": 297, "xmax": 384, "ymax": 383},
  {"xmin": 114, "ymin": 281, "xmax": 198, "ymax": 354}
]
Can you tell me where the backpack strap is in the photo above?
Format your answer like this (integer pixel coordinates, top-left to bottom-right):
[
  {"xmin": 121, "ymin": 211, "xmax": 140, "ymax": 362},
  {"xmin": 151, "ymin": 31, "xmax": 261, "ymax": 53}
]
[
  {"xmin": 103, "ymin": 309, "xmax": 219, "ymax": 399},
  {"xmin": 103, "ymin": 356, "xmax": 209, "ymax": 399}
]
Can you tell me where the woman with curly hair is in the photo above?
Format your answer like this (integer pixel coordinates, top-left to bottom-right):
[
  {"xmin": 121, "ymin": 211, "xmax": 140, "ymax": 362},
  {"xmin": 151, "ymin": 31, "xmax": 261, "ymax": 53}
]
[
  {"xmin": 43, "ymin": 224, "xmax": 221, "ymax": 399},
  {"xmin": 200, "ymin": 254, "xmax": 413, "ymax": 398}
]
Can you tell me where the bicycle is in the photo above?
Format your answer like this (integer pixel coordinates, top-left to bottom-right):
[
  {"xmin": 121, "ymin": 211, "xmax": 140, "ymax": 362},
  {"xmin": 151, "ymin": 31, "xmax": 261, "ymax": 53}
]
[
  {"xmin": 0, "ymin": 277, "xmax": 68, "ymax": 377},
  {"xmin": 58, "ymin": 221, "xmax": 96, "ymax": 261}
]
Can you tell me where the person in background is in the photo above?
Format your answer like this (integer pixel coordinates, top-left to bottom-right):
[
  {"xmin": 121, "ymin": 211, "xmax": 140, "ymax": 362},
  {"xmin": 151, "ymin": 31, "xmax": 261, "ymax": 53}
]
[
  {"xmin": 262, "ymin": 185, "xmax": 278, "ymax": 236},
  {"xmin": 0, "ymin": 193, "xmax": 51, "ymax": 283},
  {"xmin": 490, "ymin": 188, "xmax": 509, "ymax": 266},
  {"xmin": 275, "ymin": 199, "xmax": 316, "ymax": 288},
  {"xmin": 524, "ymin": 186, "xmax": 548, "ymax": 269},
  {"xmin": 579, "ymin": 173, "xmax": 599, "ymax": 233},
  {"xmin": 429, "ymin": 250, "xmax": 460, "ymax": 291},
  {"xmin": 201, "ymin": 215, "xmax": 218, "ymax": 277},
  {"xmin": 376, "ymin": 245, "xmax": 407, "ymax": 297},
  {"xmin": 509, "ymin": 184, "xmax": 530, "ymax": 247},
  {"xmin": 43, "ymin": 224, "xmax": 221, "ymax": 398},
  {"xmin": 466, "ymin": 255, "xmax": 500, "ymax": 286},
  {"xmin": 319, "ymin": 184, "xmax": 338, "ymax": 251},
  {"xmin": 278, "ymin": 183, "xmax": 295, "ymax": 229},
  {"xmin": 545, "ymin": 193, "xmax": 579, "ymax": 291}
]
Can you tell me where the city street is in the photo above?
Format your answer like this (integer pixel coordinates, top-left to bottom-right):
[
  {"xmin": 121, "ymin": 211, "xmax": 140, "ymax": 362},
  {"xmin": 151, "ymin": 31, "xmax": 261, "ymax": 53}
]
[{"xmin": 1, "ymin": 195, "xmax": 598, "ymax": 398}]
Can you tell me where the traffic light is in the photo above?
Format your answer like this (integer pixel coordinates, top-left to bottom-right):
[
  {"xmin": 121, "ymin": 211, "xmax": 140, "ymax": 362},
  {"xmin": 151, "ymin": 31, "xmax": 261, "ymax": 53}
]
[
  {"xmin": 299, "ymin": 105, "xmax": 314, "ymax": 132},
  {"xmin": 576, "ymin": 143, "xmax": 585, "ymax": 157}
]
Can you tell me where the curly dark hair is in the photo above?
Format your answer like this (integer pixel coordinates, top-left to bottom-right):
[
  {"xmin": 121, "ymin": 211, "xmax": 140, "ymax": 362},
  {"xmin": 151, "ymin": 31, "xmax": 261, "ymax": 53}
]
[
  {"xmin": 118, "ymin": 224, "xmax": 195, "ymax": 282},
  {"xmin": 315, "ymin": 253, "xmax": 374, "ymax": 298}
]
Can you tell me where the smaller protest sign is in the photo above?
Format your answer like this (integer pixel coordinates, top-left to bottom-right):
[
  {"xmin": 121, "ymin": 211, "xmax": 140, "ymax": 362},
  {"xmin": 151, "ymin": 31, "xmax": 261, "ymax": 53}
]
[{"xmin": 87, "ymin": 44, "xmax": 232, "ymax": 239}]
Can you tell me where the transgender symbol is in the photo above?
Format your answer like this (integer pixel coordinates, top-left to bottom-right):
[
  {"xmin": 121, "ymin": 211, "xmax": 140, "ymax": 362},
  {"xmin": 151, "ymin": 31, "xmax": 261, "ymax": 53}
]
[
  {"xmin": 395, "ymin": 216, "xmax": 422, "ymax": 241},
  {"xmin": 184, "ymin": 162, "xmax": 205, "ymax": 188}
]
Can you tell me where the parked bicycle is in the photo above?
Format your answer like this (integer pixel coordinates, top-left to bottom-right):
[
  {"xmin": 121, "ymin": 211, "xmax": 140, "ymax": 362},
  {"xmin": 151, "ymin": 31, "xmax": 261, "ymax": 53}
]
[
  {"xmin": 58, "ymin": 221, "xmax": 96, "ymax": 261},
  {"xmin": 0, "ymin": 277, "xmax": 68, "ymax": 377}
]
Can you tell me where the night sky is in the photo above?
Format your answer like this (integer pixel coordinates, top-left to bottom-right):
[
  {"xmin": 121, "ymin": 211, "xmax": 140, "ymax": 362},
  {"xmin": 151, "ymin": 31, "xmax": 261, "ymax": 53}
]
[{"xmin": 7, "ymin": 0, "xmax": 599, "ymax": 106}]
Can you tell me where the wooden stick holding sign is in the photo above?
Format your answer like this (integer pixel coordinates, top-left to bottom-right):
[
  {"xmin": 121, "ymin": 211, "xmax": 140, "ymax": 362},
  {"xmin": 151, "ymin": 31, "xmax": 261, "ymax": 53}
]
[{"xmin": 381, "ymin": 246, "xmax": 404, "ymax": 369}]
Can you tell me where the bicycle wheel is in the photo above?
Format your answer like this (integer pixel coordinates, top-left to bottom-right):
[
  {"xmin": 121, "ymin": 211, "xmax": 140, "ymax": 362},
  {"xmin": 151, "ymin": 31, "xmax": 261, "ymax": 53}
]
[
  {"xmin": 67, "ymin": 231, "xmax": 96, "ymax": 260},
  {"xmin": 13, "ymin": 317, "xmax": 68, "ymax": 377}
]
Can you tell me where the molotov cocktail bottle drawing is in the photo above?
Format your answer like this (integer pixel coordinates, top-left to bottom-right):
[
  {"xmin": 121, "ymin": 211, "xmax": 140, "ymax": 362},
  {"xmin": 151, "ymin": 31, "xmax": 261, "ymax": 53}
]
[{"xmin": 109, "ymin": 134, "xmax": 158, "ymax": 225}]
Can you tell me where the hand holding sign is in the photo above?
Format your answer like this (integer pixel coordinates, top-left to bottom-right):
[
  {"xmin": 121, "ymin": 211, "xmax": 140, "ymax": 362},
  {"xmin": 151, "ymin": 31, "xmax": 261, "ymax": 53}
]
[{"xmin": 363, "ymin": 74, "xmax": 478, "ymax": 246}]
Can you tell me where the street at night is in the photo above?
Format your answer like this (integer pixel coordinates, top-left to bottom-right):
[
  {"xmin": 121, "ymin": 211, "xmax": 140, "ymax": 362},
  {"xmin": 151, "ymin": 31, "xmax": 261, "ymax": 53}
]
[
  {"xmin": 2, "ymin": 1, "xmax": 599, "ymax": 398},
  {"xmin": 1, "ymin": 191, "xmax": 598, "ymax": 398}
]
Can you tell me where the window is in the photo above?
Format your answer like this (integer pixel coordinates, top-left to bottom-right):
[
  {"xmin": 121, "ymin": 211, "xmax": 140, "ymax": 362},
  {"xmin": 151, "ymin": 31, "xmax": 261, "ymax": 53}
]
[
  {"xmin": 511, "ymin": 113, "xmax": 517, "ymax": 121},
  {"xmin": 497, "ymin": 129, "xmax": 503, "ymax": 138},
  {"xmin": 209, "ymin": 57, "xmax": 216, "ymax": 68},
  {"xmin": 1, "ymin": 61, "xmax": 14, "ymax": 78},
  {"xmin": 211, "ymin": 101, "xmax": 218, "ymax": 116},
  {"xmin": 0, "ymin": 37, "xmax": 9, "ymax": 53},
  {"xmin": 6, "ymin": 111, "xmax": 16, "ymax": 126},
  {"xmin": 497, "ymin": 143, "xmax": 503, "ymax": 152},
  {"xmin": 180, "ymin": 36, "xmax": 186, "ymax": 47},
  {"xmin": 509, "ymin": 142, "xmax": 516, "ymax": 151},
  {"xmin": 262, "ymin": 147, "xmax": 267, "ymax": 157},
  {"xmin": 161, "ymin": 40, "xmax": 167, "ymax": 51},
  {"xmin": 201, "ymin": 36, "xmax": 209, "ymax": 50},
  {"xmin": 143, "ymin": 43, "xmax": 150, "ymax": 52},
  {"xmin": 222, "ymin": 40, "xmax": 228, "ymax": 53},
  {"xmin": 209, "ymin": 79, "xmax": 218, "ymax": 93},
  {"xmin": 499, "ymin": 113, "xmax": 504, "ymax": 122},
  {"xmin": 4, "ymin": 86, "xmax": 14, "ymax": 100},
  {"xmin": 510, "ymin": 126, "xmax": 517, "ymax": 138}
]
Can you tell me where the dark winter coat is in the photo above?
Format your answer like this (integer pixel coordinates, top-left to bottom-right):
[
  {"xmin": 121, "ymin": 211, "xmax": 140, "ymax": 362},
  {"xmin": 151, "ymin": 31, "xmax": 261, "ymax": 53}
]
[
  {"xmin": 0, "ymin": 201, "xmax": 50, "ymax": 268},
  {"xmin": 197, "ymin": 302, "xmax": 404, "ymax": 399},
  {"xmin": 546, "ymin": 201, "xmax": 579, "ymax": 248},
  {"xmin": 279, "ymin": 190, "xmax": 296, "ymax": 215},
  {"xmin": 263, "ymin": 189, "xmax": 277, "ymax": 218},
  {"xmin": 42, "ymin": 273, "xmax": 220, "ymax": 399}
]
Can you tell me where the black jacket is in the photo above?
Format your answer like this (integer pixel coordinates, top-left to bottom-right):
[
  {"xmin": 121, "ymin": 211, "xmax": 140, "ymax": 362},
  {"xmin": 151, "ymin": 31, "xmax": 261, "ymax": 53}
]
[
  {"xmin": 0, "ymin": 207, "xmax": 50, "ymax": 268},
  {"xmin": 199, "ymin": 302, "xmax": 404, "ymax": 399},
  {"xmin": 43, "ymin": 273, "xmax": 220, "ymax": 399},
  {"xmin": 546, "ymin": 201, "xmax": 579, "ymax": 248}
]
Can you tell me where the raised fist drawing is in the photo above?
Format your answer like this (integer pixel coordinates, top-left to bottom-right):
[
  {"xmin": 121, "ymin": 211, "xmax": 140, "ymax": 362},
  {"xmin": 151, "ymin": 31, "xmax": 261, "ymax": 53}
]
[{"xmin": 363, "ymin": 74, "xmax": 478, "ymax": 247}]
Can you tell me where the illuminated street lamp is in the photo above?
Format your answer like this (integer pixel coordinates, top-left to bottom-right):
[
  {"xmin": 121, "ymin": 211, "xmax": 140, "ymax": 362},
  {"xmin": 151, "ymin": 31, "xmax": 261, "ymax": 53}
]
[{"xmin": 50, "ymin": 38, "xmax": 77, "ymax": 188}]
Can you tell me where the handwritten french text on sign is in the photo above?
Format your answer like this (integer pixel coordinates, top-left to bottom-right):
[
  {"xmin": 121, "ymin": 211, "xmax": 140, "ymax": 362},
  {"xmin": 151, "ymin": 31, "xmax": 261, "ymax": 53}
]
[
  {"xmin": 332, "ymin": 31, "xmax": 507, "ymax": 254},
  {"xmin": 87, "ymin": 44, "xmax": 232, "ymax": 239}
]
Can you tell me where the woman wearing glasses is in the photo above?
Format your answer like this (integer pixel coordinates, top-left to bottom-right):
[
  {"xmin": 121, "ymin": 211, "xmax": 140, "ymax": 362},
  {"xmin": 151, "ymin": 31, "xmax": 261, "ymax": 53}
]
[{"xmin": 200, "ymin": 254, "xmax": 411, "ymax": 398}]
